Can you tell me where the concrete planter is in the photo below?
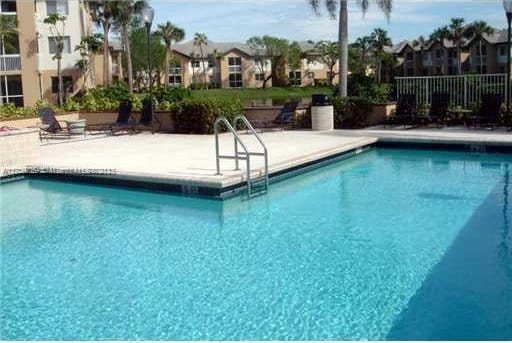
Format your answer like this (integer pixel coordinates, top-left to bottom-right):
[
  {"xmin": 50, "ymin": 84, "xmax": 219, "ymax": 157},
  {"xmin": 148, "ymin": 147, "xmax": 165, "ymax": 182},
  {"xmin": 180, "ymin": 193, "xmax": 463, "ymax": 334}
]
[
  {"xmin": 65, "ymin": 119, "xmax": 87, "ymax": 135},
  {"xmin": 311, "ymin": 105, "xmax": 334, "ymax": 131},
  {"xmin": 369, "ymin": 102, "xmax": 396, "ymax": 125}
]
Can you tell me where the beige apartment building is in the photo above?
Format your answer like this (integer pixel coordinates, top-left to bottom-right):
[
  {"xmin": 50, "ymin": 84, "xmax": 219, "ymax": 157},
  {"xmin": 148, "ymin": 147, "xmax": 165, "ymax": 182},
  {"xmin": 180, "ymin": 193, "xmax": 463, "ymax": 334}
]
[
  {"xmin": 171, "ymin": 40, "xmax": 339, "ymax": 89},
  {"xmin": 0, "ymin": 0, "xmax": 122, "ymax": 107},
  {"xmin": 388, "ymin": 29, "xmax": 510, "ymax": 78}
]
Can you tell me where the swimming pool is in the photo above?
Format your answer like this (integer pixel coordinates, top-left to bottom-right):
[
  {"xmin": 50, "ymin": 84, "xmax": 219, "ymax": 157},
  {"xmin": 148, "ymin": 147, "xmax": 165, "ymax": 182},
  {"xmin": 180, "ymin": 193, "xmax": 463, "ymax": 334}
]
[{"xmin": 1, "ymin": 147, "xmax": 512, "ymax": 340}]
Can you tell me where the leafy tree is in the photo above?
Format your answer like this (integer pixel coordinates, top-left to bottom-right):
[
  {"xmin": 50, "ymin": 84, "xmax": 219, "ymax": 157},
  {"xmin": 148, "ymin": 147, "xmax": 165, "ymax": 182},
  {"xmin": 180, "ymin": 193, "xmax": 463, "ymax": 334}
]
[
  {"xmin": 353, "ymin": 36, "xmax": 372, "ymax": 74},
  {"xmin": 369, "ymin": 28, "xmax": 392, "ymax": 82},
  {"xmin": 429, "ymin": 26, "xmax": 450, "ymax": 74},
  {"xmin": 466, "ymin": 21, "xmax": 494, "ymax": 74},
  {"xmin": 309, "ymin": 0, "xmax": 392, "ymax": 97},
  {"xmin": 44, "ymin": 13, "xmax": 67, "ymax": 106},
  {"xmin": 155, "ymin": 21, "xmax": 185, "ymax": 87},
  {"xmin": 448, "ymin": 18, "xmax": 471, "ymax": 74},
  {"xmin": 0, "ymin": 14, "xmax": 18, "ymax": 104},
  {"xmin": 88, "ymin": 1, "xmax": 122, "ymax": 87},
  {"xmin": 113, "ymin": 0, "xmax": 146, "ymax": 93},
  {"xmin": 75, "ymin": 33, "xmax": 103, "ymax": 90},
  {"xmin": 309, "ymin": 41, "xmax": 339, "ymax": 85},
  {"xmin": 193, "ymin": 33, "xmax": 209, "ymax": 89},
  {"xmin": 247, "ymin": 36, "xmax": 290, "ymax": 87},
  {"xmin": 130, "ymin": 26, "xmax": 165, "ymax": 89}
]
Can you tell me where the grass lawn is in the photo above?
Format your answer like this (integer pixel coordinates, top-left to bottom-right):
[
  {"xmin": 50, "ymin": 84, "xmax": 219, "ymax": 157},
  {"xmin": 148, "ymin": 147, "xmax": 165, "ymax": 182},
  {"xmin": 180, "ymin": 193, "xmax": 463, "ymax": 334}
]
[{"xmin": 190, "ymin": 87, "xmax": 333, "ymax": 102}]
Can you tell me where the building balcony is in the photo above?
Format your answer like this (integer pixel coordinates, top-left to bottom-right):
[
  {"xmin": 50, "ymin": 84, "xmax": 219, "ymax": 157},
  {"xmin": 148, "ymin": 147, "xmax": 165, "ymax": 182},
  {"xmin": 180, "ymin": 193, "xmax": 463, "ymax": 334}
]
[
  {"xmin": 497, "ymin": 55, "xmax": 508, "ymax": 64},
  {"xmin": 0, "ymin": 55, "xmax": 21, "ymax": 72}
]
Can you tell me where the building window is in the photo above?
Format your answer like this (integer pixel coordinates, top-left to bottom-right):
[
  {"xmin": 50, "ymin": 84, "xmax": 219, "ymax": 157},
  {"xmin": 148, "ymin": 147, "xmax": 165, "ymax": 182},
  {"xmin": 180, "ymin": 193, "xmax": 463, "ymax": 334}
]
[
  {"xmin": 0, "ymin": 75, "xmax": 23, "ymax": 106},
  {"xmin": 255, "ymin": 73, "xmax": 265, "ymax": 81},
  {"xmin": 51, "ymin": 76, "xmax": 73, "ymax": 94},
  {"xmin": 406, "ymin": 52, "xmax": 413, "ymax": 61},
  {"xmin": 169, "ymin": 67, "xmax": 182, "ymax": 86},
  {"xmin": 288, "ymin": 71, "xmax": 302, "ymax": 86},
  {"xmin": 46, "ymin": 0, "xmax": 68, "ymax": 15},
  {"xmin": 228, "ymin": 57, "xmax": 242, "ymax": 88},
  {"xmin": 191, "ymin": 60, "xmax": 200, "ymax": 68},
  {"xmin": 500, "ymin": 46, "xmax": 507, "ymax": 56},
  {"xmin": 1, "ymin": 33, "xmax": 19, "ymax": 54},
  {"xmin": 48, "ymin": 36, "xmax": 71, "ymax": 54},
  {"xmin": 500, "ymin": 65, "xmax": 506, "ymax": 73},
  {"xmin": 0, "ymin": 0, "xmax": 16, "ymax": 13},
  {"xmin": 208, "ymin": 60, "xmax": 214, "ymax": 68},
  {"xmin": 435, "ymin": 50, "xmax": 441, "ymax": 59}
]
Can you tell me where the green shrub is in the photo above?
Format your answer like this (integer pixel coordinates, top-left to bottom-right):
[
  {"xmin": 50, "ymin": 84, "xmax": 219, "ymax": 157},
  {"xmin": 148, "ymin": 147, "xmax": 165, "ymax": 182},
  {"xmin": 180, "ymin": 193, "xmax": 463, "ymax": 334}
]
[
  {"xmin": 63, "ymin": 98, "xmax": 81, "ymax": 112},
  {"xmin": 347, "ymin": 74, "xmax": 391, "ymax": 104},
  {"xmin": 0, "ymin": 103, "xmax": 37, "ymax": 120},
  {"xmin": 332, "ymin": 96, "xmax": 373, "ymax": 129},
  {"xmin": 80, "ymin": 83, "xmax": 130, "ymax": 112},
  {"xmin": 172, "ymin": 98, "xmax": 244, "ymax": 134},
  {"xmin": 154, "ymin": 86, "xmax": 190, "ymax": 105}
]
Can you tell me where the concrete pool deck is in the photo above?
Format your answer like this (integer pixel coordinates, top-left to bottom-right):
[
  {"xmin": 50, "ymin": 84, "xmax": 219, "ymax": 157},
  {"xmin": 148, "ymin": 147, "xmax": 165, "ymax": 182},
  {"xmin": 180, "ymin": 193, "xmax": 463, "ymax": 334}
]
[{"xmin": 2, "ymin": 127, "xmax": 512, "ymax": 196}]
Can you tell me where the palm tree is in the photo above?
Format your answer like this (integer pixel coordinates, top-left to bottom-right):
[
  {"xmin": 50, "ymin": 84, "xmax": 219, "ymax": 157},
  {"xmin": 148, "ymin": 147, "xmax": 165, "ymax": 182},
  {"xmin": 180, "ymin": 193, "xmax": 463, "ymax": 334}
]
[
  {"xmin": 448, "ymin": 18, "xmax": 471, "ymax": 75},
  {"xmin": 75, "ymin": 33, "xmax": 103, "ymax": 89},
  {"xmin": 0, "ymin": 14, "xmax": 18, "ymax": 105},
  {"xmin": 411, "ymin": 35, "xmax": 426, "ymax": 50},
  {"xmin": 369, "ymin": 28, "xmax": 392, "ymax": 83},
  {"xmin": 114, "ymin": 0, "xmax": 146, "ymax": 93},
  {"xmin": 44, "ymin": 13, "xmax": 67, "ymax": 106},
  {"xmin": 193, "ymin": 33, "xmax": 209, "ymax": 89},
  {"xmin": 429, "ymin": 26, "xmax": 450, "ymax": 75},
  {"xmin": 88, "ymin": 0, "xmax": 122, "ymax": 87},
  {"xmin": 354, "ymin": 36, "xmax": 372, "ymax": 74},
  {"xmin": 156, "ymin": 21, "xmax": 185, "ymax": 87},
  {"xmin": 467, "ymin": 21, "xmax": 495, "ymax": 74},
  {"xmin": 309, "ymin": 0, "xmax": 392, "ymax": 97}
]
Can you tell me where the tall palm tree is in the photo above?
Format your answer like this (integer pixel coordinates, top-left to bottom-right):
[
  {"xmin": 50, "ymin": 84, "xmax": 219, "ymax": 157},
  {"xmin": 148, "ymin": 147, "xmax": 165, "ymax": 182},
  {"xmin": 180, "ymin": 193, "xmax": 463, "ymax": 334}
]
[
  {"xmin": 88, "ymin": 0, "xmax": 122, "ymax": 87},
  {"xmin": 429, "ymin": 26, "xmax": 450, "ymax": 75},
  {"xmin": 156, "ymin": 21, "xmax": 185, "ymax": 87},
  {"xmin": 370, "ymin": 28, "xmax": 392, "ymax": 82},
  {"xmin": 467, "ymin": 21, "xmax": 495, "ymax": 74},
  {"xmin": 114, "ymin": 0, "xmax": 146, "ymax": 93},
  {"xmin": 0, "ymin": 14, "xmax": 18, "ymax": 104},
  {"xmin": 75, "ymin": 33, "xmax": 103, "ymax": 89},
  {"xmin": 448, "ymin": 18, "xmax": 471, "ymax": 75},
  {"xmin": 44, "ymin": 14, "xmax": 67, "ymax": 106},
  {"xmin": 193, "ymin": 33, "xmax": 209, "ymax": 89},
  {"xmin": 309, "ymin": 0, "xmax": 392, "ymax": 97}
]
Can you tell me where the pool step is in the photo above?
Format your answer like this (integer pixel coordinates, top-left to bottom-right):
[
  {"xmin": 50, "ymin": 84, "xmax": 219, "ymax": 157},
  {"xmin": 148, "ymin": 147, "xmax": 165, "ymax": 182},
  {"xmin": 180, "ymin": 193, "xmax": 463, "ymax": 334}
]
[{"xmin": 248, "ymin": 176, "xmax": 268, "ymax": 197}]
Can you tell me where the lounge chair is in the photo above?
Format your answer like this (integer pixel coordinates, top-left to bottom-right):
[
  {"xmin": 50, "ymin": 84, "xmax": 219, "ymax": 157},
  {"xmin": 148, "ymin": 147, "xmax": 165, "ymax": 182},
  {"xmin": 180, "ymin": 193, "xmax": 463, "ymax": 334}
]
[
  {"xmin": 134, "ymin": 98, "xmax": 161, "ymax": 133},
  {"xmin": 38, "ymin": 107, "xmax": 70, "ymax": 141},
  {"xmin": 465, "ymin": 93, "xmax": 503, "ymax": 129},
  {"xmin": 384, "ymin": 93, "xmax": 418, "ymax": 128},
  {"xmin": 87, "ymin": 100, "xmax": 135, "ymax": 135},
  {"xmin": 428, "ymin": 91, "xmax": 450, "ymax": 127},
  {"xmin": 249, "ymin": 101, "xmax": 299, "ymax": 129}
]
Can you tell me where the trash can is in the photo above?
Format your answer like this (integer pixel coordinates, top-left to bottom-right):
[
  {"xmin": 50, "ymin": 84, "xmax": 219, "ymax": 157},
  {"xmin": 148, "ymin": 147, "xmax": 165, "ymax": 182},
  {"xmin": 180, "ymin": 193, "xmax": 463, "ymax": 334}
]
[{"xmin": 311, "ymin": 94, "xmax": 334, "ymax": 131}]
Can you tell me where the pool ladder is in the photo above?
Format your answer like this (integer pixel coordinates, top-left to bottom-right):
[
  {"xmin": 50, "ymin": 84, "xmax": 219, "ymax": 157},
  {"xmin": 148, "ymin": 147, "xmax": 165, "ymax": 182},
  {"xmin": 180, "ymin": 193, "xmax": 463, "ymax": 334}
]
[{"xmin": 214, "ymin": 115, "xmax": 269, "ymax": 197}]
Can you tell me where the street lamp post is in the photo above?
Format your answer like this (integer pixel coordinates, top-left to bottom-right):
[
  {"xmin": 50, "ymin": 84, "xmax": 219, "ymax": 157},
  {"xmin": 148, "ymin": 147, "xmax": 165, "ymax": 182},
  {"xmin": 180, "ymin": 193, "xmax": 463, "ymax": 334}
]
[
  {"xmin": 141, "ymin": 6, "xmax": 155, "ymax": 118},
  {"xmin": 503, "ymin": 0, "xmax": 512, "ymax": 128}
]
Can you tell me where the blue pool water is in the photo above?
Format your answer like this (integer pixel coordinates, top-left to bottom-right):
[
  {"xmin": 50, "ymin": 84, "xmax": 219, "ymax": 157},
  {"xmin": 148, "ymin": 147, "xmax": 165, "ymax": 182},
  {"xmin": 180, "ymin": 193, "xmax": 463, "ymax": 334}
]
[{"xmin": 1, "ymin": 148, "xmax": 512, "ymax": 340}]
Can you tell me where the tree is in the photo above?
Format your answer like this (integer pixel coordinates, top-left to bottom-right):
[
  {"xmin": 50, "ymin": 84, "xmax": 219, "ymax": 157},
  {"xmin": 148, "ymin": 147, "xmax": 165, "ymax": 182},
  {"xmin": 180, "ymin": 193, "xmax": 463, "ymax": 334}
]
[
  {"xmin": 411, "ymin": 35, "xmax": 426, "ymax": 50},
  {"xmin": 429, "ymin": 26, "xmax": 450, "ymax": 75},
  {"xmin": 309, "ymin": 41, "xmax": 339, "ymax": 85},
  {"xmin": 129, "ymin": 26, "xmax": 165, "ymax": 89},
  {"xmin": 309, "ymin": 0, "xmax": 392, "ymax": 97},
  {"xmin": 44, "ymin": 13, "xmax": 67, "ymax": 106},
  {"xmin": 155, "ymin": 21, "xmax": 185, "ymax": 87},
  {"xmin": 369, "ymin": 28, "xmax": 392, "ymax": 83},
  {"xmin": 0, "ymin": 14, "xmax": 18, "ymax": 104},
  {"xmin": 88, "ymin": 1, "xmax": 121, "ymax": 87},
  {"xmin": 75, "ymin": 33, "xmax": 103, "ymax": 90},
  {"xmin": 467, "ymin": 21, "xmax": 494, "ymax": 74},
  {"xmin": 247, "ymin": 36, "xmax": 290, "ymax": 87},
  {"xmin": 353, "ymin": 35, "xmax": 372, "ymax": 74},
  {"xmin": 193, "ymin": 33, "xmax": 209, "ymax": 89},
  {"xmin": 113, "ymin": 0, "xmax": 146, "ymax": 93},
  {"xmin": 448, "ymin": 18, "xmax": 471, "ymax": 74}
]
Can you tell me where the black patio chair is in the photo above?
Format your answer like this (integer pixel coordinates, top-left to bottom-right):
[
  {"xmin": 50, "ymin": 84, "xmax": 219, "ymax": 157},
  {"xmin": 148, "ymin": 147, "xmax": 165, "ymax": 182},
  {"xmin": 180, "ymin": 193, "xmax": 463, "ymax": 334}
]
[
  {"xmin": 38, "ymin": 107, "xmax": 70, "ymax": 141},
  {"xmin": 465, "ymin": 93, "xmax": 503, "ymax": 129},
  {"xmin": 87, "ymin": 100, "xmax": 135, "ymax": 135},
  {"xmin": 134, "ymin": 97, "xmax": 161, "ymax": 133},
  {"xmin": 428, "ymin": 91, "xmax": 451, "ymax": 127},
  {"xmin": 384, "ymin": 93, "xmax": 418, "ymax": 127},
  {"xmin": 249, "ymin": 101, "xmax": 300, "ymax": 129}
]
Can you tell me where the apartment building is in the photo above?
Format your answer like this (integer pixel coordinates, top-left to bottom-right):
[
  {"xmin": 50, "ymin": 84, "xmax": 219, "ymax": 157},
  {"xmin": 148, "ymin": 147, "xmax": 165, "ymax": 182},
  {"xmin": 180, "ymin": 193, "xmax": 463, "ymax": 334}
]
[
  {"xmin": 0, "ymin": 0, "xmax": 91, "ymax": 106},
  {"xmin": 171, "ymin": 40, "xmax": 338, "ymax": 89},
  {"xmin": 389, "ymin": 29, "xmax": 510, "ymax": 78}
]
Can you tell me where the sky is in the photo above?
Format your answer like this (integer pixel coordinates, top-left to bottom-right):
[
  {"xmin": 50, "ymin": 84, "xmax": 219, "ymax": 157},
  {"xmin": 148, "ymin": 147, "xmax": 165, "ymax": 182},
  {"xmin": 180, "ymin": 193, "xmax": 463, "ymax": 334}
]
[{"xmin": 149, "ymin": 0, "xmax": 504, "ymax": 45}]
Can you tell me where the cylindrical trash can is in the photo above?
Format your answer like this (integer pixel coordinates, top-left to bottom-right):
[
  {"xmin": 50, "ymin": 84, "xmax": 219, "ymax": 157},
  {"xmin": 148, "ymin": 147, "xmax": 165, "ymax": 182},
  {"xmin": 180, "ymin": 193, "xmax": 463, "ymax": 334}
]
[{"xmin": 311, "ymin": 93, "xmax": 334, "ymax": 131}]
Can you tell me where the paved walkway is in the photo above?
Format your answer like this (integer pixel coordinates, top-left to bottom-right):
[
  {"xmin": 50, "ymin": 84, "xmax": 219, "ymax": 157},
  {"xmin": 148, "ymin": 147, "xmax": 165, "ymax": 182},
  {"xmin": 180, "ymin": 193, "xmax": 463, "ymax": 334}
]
[{"xmin": 30, "ymin": 131, "xmax": 376, "ymax": 188}]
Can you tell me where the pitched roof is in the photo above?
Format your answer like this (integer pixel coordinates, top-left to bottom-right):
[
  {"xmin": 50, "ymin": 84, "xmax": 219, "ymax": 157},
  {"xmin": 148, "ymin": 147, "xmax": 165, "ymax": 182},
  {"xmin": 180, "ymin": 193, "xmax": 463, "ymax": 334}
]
[{"xmin": 173, "ymin": 40, "xmax": 257, "ymax": 57}]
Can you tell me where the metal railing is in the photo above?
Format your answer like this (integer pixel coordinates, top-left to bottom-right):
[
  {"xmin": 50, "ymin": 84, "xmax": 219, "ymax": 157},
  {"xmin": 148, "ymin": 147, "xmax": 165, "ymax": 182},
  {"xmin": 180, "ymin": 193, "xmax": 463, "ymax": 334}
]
[
  {"xmin": 214, "ymin": 115, "xmax": 269, "ymax": 197},
  {"xmin": 0, "ymin": 55, "xmax": 21, "ymax": 71},
  {"xmin": 396, "ymin": 73, "xmax": 508, "ymax": 107}
]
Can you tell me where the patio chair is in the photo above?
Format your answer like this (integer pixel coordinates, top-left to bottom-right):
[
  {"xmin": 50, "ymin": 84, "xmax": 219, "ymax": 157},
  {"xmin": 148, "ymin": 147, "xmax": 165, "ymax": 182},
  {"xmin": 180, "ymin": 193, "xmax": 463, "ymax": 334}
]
[
  {"xmin": 465, "ymin": 93, "xmax": 503, "ymax": 129},
  {"xmin": 38, "ymin": 107, "xmax": 70, "ymax": 141},
  {"xmin": 134, "ymin": 98, "xmax": 161, "ymax": 133},
  {"xmin": 249, "ymin": 101, "xmax": 299, "ymax": 129},
  {"xmin": 384, "ymin": 93, "xmax": 418, "ymax": 128},
  {"xmin": 87, "ymin": 100, "xmax": 135, "ymax": 135},
  {"xmin": 428, "ymin": 91, "xmax": 451, "ymax": 127}
]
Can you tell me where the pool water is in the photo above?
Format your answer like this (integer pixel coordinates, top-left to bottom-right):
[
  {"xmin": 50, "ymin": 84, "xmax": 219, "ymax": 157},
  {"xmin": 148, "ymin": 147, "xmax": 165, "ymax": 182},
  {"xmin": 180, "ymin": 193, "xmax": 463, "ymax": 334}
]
[{"xmin": 1, "ymin": 148, "xmax": 512, "ymax": 340}]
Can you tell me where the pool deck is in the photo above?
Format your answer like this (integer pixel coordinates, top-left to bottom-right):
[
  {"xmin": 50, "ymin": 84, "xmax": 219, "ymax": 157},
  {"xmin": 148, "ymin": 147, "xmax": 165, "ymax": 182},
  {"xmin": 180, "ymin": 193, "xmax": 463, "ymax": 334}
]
[{"xmin": 2, "ymin": 127, "xmax": 512, "ymax": 196}]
